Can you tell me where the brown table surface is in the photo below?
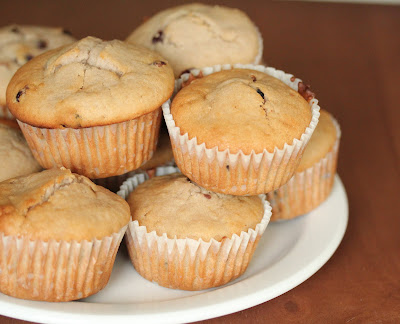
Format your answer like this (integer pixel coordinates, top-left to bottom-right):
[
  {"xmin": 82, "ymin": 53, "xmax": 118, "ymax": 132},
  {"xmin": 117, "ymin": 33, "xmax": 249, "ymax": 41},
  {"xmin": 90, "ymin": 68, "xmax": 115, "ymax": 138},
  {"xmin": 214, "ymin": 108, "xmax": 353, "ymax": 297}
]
[{"xmin": 1, "ymin": 0, "xmax": 399, "ymax": 323}]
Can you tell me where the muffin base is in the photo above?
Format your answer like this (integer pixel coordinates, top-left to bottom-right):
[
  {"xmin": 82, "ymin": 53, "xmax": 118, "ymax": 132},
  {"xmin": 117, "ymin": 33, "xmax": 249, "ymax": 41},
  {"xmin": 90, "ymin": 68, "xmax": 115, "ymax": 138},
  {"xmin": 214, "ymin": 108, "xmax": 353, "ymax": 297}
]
[
  {"xmin": 165, "ymin": 64, "xmax": 320, "ymax": 195},
  {"xmin": 118, "ymin": 166, "xmax": 271, "ymax": 291},
  {"xmin": 267, "ymin": 117, "xmax": 341, "ymax": 221},
  {"xmin": 18, "ymin": 108, "xmax": 162, "ymax": 179},
  {"xmin": 0, "ymin": 226, "xmax": 127, "ymax": 302}
]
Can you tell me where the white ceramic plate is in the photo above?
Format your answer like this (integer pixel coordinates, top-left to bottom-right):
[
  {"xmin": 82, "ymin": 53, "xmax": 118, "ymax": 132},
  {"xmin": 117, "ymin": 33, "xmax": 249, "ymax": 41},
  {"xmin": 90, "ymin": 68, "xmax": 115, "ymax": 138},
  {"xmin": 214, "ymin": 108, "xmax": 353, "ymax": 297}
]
[{"xmin": 0, "ymin": 176, "xmax": 348, "ymax": 324}]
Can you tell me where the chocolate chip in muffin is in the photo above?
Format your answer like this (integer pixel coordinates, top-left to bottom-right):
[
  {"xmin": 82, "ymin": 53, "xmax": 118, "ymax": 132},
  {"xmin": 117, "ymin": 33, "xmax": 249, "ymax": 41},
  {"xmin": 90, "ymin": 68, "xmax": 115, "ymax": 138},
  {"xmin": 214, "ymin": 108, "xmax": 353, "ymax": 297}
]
[
  {"xmin": 152, "ymin": 61, "xmax": 166, "ymax": 67},
  {"xmin": 74, "ymin": 114, "xmax": 82, "ymax": 127},
  {"xmin": 256, "ymin": 88, "xmax": 265, "ymax": 100},
  {"xmin": 250, "ymin": 75, "xmax": 257, "ymax": 82},
  {"xmin": 11, "ymin": 27, "xmax": 20, "ymax": 33},
  {"xmin": 226, "ymin": 165, "xmax": 230, "ymax": 171},
  {"xmin": 152, "ymin": 30, "xmax": 164, "ymax": 44},
  {"xmin": 16, "ymin": 91, "xmax": 23, "ymax": 102},
  {"xmin": 16, "ymin": 86, "xmax": 29, "ymax": 102},
  {"xmin": 298, "ymin": 82, "xmax": 315, "ymax": 102},
  {"xmin": 179, "ymin": 68, "xmax": 195, "ymax": 77},
  {"xmin": 37, "ymin": 39, "xmax": 48, "ymax": 49},
  {"xmin": 255, "ymin": 88, "xmax": 268, "ymax": 116},
  {"xmin": 203, "ymin": 194, "xmax": 212, "ymax": 199},
  {"xmin": 25, "ymin": 54, "xmax": 34, "ymax": 62}
]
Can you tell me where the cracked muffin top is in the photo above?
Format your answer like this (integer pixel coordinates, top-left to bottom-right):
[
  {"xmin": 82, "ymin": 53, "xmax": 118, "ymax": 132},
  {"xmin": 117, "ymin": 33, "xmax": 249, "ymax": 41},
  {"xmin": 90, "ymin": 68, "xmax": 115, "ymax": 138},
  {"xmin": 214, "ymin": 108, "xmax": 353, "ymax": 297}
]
[
  {"xmin": 296, "ymin": 109, "xmax": 338, "ymax": 172},
  {"xmin": 0, "ymin": 25, "xmax": 75, "ymax": 107},
  {"xmin": 0, "ymin": 168, "xmax": 130, "ymax": 241},
  {"xmin": 126, "ymin": 3, "xmax": 262, "ymax": 77},
  {"xmin": 171, "ymin": 69, "xmax": 312, "ymax": 154},
  {"xmin": 0, "ymin": 123, "xmax": 41, "ymax": 182},
  {"xmin": 6, "ymin": 36, "xmax": 175, "ymax": 128},
  {"xmin": 127, "ymin": 172, "xmax": 264, "ymax": 241}
]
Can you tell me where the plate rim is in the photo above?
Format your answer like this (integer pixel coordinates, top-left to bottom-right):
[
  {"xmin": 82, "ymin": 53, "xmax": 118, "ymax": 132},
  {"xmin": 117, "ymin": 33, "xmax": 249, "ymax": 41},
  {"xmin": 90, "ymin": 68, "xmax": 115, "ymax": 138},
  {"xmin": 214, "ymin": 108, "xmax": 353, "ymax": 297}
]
[{"xmin": 0, "ymin": 175, "xmax": 348, "ymax": 324}]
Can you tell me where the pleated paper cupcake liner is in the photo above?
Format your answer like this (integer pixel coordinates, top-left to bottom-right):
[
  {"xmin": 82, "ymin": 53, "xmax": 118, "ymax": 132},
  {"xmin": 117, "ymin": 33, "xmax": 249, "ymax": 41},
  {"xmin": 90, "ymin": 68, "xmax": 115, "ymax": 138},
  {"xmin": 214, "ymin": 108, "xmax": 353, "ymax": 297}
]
[
  {"xmin": 267, "ymin": 117, "xmax": 341, "ymax": 221},
  {"xmin": 0, "ymin": 105, "xmax": 15, "ymax": 120},
  {"xmin": 17, "ymin": 107, "xmax": 162, "ymax": 179},
  {"xmin": 118, "ymin": 166, "xmax": 271, "ymax": 291},
  {"xmin": 253, "ymin": 26, "xmax": 263, "ymax": 65},
  {"xmin": 93, "ymin": 171, "xmax": 142, "ymax": 193},
  {"xmin": 93, "ymin": 161, "xmax": 176, "ymax": 192},
  {"xmin": 165, "ymin": 64, "xmax": 320, "ymax": 195},
  {"xmin": 0, "ymin": 225, "xmax": 127, "ymax": 302},
  {"xmin": 140, "ymin": 160, "xmax": 176, "ymax": 178}
]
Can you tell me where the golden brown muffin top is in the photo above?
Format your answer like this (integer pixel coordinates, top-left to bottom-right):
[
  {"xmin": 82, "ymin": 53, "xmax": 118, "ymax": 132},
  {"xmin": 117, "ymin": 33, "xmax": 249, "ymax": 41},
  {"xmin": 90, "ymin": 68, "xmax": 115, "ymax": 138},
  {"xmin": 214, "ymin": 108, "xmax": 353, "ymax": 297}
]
[
  {"xmin": 171, "ymin": 69, "xmax": 312, "ymax": 154},
  {"xmin": 0, "ymin": 25, "xmax": 75, "ymax": 106},
  {"xmin": 297, "ymin": 109, "xmax": 338, "ymax": 172},
  {"xmin": 0, "ymin": 123, "xmax": 41, "ymax": 182},
  {"xmin": 127, "ymin": 173, "xmax": 264, "ymax": 241},
  {"xmin": 0, "ymin": 168, "xmax": 130, "ymax": 241},
  {"xmin": 6, "ymin": 36, "xmax": 175, "ymax": 128},
  {"xmin": 126, "ymin": 3, "xmax": 261, "ymax": 77}
]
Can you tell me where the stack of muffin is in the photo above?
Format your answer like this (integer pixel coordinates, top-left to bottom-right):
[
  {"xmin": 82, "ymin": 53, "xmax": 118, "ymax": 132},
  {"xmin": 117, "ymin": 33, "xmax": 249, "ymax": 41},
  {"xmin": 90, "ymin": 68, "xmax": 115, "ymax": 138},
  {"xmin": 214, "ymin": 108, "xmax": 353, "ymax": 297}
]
[{"xmin": 0, "ymin": 3, "xmax": 340, "ymax": 301}]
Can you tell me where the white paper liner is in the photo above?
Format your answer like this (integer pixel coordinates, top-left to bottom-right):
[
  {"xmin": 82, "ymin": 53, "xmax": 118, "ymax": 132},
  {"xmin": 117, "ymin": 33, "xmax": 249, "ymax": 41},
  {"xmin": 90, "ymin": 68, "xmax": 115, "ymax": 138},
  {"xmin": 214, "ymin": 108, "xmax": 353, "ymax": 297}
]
[
  {"xmin": 253, "ymin": 26, "xmax": 264, "ymax": 66},
  {"xmin": 94, "ymin": 161, "xmax": 176, "ymax": 192},
  {"xmin": 0, "ymin": 225, "xmax": 127, "ymax": 302},
  {"xmin": 166, "ymin": 64, "xmax": 321, "ymax": 195},
  {"xmin": 93, "ymin": 171, "xmax": 142, "ymax": 193},
  {"xmin": 267, "ymin": 117, "xmax": 341, "ymax": 221},
  {"xmin": 0, "ymin": 104, "xmax": 15, "ymax": 120},
  {"xmin": 17, "ymin": 107, "xmax": 162, "ymax": 179},
  {"xmin": 118, "ymin": 166, "xmax": 271, "ymax": 290}
]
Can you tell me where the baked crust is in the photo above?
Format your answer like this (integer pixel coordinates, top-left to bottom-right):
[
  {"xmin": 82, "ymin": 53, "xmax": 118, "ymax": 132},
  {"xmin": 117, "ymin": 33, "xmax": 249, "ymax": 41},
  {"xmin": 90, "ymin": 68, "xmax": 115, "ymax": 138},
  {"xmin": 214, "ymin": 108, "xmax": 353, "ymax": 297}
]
[
  {"xmin": 126, "ymin": 3, "xmax": 261, "ymax": 77},
  {"xmin": 127, "ymin": 172, "xmax": 264, "ymax": 241},
  {"xmin": 0, "ymin": 168, "xmax": 130, "ymax": 240},
  {"xmin": 6, "ymin": 36, "xmax": 174, "ymax": 128},
  {"xmin": 0, "ymin": 25, "xmax": 75, "ymax": 106},
  {"xmin": 171, "ymin": 68, "xmax": 312, "ymax": 154}
]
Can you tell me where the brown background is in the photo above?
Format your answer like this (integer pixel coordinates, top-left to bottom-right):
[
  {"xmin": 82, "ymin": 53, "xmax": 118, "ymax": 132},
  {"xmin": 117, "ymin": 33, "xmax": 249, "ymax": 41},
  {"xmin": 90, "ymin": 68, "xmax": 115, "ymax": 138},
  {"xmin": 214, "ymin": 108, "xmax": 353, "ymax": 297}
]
[{"xmin": 1, "ymin": 0, "xmax": 400, "ymax": 323}]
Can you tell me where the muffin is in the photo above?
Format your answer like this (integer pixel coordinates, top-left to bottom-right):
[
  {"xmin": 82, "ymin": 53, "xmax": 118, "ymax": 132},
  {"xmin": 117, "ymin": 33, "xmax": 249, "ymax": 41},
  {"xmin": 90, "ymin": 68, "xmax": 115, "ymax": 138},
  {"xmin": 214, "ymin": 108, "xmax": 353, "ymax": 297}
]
[
  {"xmin": 126, "ymin": 3, "xmax": 263, "ymax": 77},
  {"xmin": 163, "ymin": 64, "xmax": 320, "ymax": 195},
  {"xmin": 118, "ymin": 166, "xmax": 271, "ymax": 291},
  {"xmin": 0, "ymin": 122, "xmax": 41, "ymax": 182},
  {"xmin": 0, "ymin": 168, "xmax": 130, "ymax": 301},
  {"xmin": 0, "ymin": 25, "xmax": 75, "ymax": 119},
  {"xmin": 267, "ymin": 110, "xmax": 341, "ymax": 221},
  {"xmin": 6, "ymin": 36, "xmax": 175, "ymax": 178}
]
